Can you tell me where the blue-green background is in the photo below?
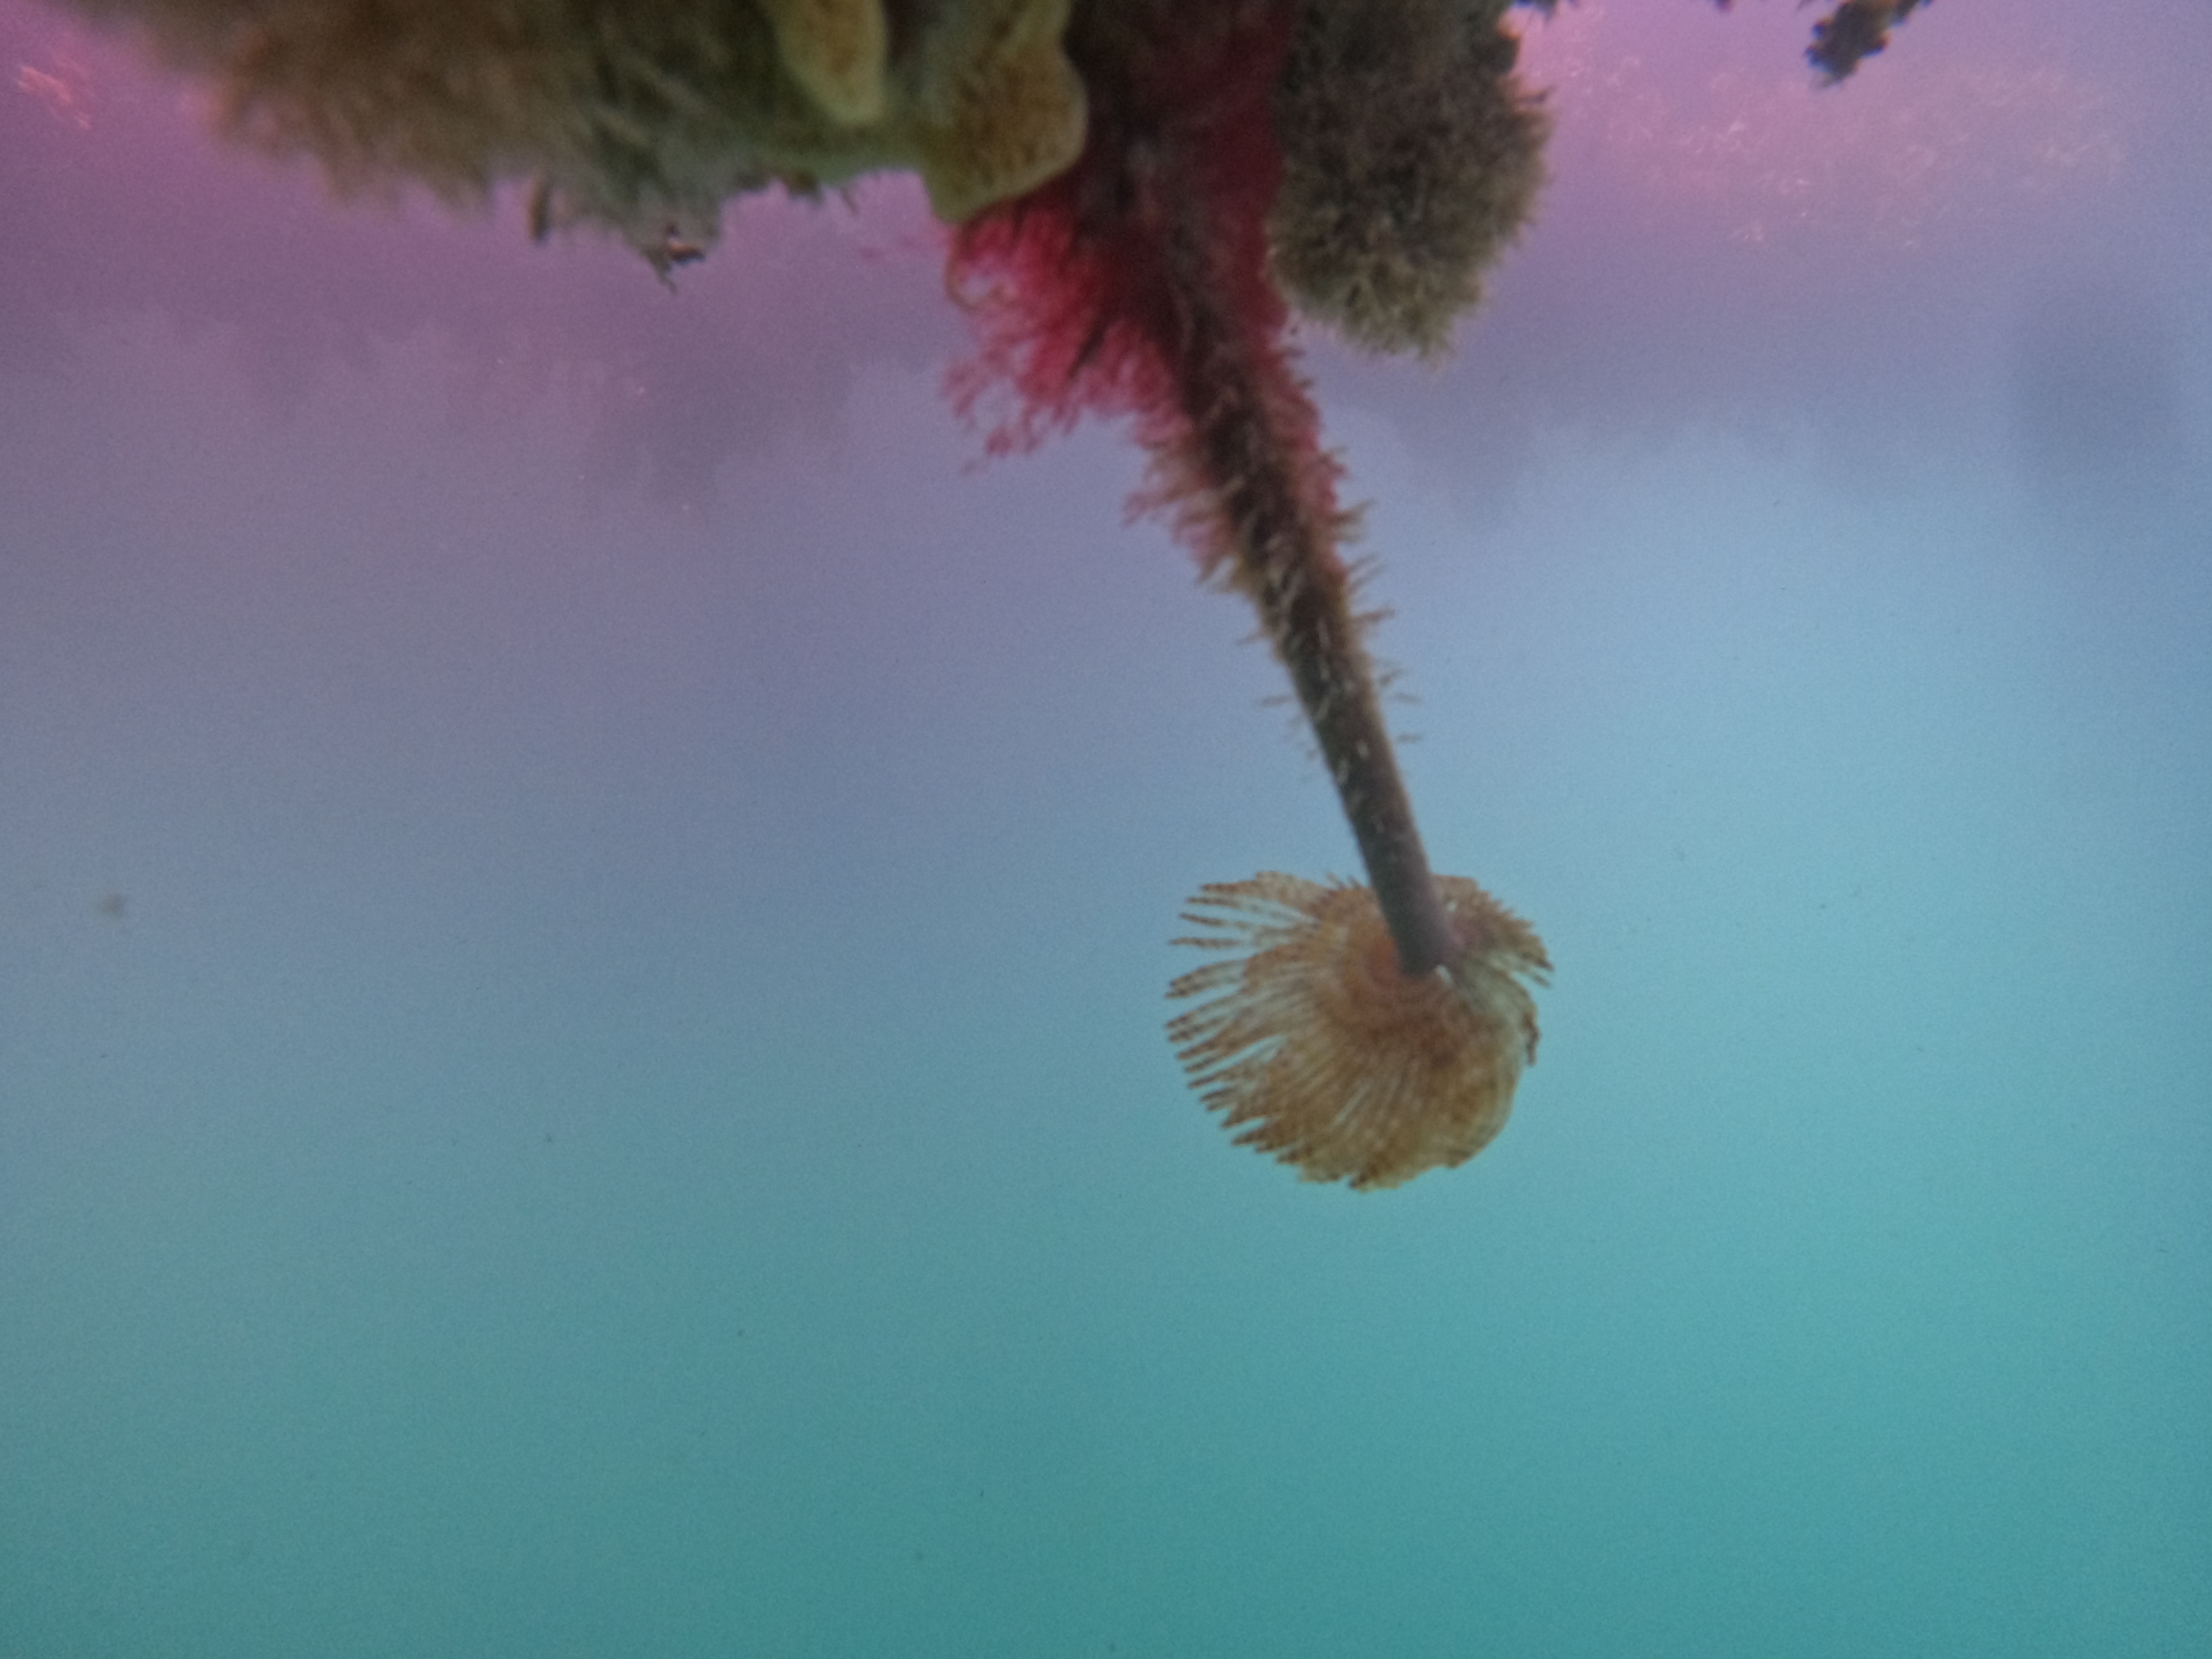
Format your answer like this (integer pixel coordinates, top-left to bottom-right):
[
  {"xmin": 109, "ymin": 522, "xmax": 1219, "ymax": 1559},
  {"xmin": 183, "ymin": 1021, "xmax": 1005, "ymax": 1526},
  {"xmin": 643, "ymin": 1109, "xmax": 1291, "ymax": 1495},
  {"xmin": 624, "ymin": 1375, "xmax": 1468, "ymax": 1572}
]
[{"xmin": 4, "ymin": 2, "xmax": 2207, "ymax": 1654}]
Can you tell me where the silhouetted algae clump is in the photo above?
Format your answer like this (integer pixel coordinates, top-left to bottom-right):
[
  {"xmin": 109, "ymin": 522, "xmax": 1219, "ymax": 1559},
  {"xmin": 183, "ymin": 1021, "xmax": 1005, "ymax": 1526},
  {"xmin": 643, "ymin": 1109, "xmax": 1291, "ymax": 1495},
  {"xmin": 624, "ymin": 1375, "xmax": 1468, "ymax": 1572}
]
[{"xmin": 1807, "ymin": 0, "xmax": 1933, "ymax": 84}]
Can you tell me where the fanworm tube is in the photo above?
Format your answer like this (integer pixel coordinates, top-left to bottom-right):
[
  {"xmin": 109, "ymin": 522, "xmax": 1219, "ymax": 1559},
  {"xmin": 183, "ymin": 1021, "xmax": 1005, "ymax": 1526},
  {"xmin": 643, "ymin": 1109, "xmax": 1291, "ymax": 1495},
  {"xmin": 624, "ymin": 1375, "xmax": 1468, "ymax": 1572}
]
[{"xmin": 951, "ymin": 3, "xmax": 1549, "ymax": 1189}]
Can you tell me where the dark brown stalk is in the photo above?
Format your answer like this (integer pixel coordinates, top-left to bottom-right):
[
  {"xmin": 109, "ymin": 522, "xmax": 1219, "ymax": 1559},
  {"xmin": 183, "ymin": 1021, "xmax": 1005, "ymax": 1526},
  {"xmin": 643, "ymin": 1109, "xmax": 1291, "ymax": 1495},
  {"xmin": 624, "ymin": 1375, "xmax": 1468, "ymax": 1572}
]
[{"xmin": 1158, "ymin": 191, "xmax": 1461, "ymax": 979}]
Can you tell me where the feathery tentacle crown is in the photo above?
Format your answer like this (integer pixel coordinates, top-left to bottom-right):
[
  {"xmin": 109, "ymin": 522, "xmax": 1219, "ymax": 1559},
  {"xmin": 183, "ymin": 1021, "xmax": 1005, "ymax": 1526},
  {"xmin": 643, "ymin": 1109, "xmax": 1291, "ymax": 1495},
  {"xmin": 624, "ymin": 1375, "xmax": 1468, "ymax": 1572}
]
[{"xmin": 1170, "ymin": 876, "xmax": 1550, "ymax": 1190}]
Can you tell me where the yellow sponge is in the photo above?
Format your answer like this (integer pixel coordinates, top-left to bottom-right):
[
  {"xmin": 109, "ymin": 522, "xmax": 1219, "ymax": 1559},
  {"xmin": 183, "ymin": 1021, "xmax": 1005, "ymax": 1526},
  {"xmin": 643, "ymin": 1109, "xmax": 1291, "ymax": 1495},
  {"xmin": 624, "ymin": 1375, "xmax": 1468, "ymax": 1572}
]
[
  {"xmin": 905, "ymin": 0, "xmax": 1088, "ymax": 224},
  {"xmin": 757, "ymin": 0, "xmax": 887, "ymax": 125}
]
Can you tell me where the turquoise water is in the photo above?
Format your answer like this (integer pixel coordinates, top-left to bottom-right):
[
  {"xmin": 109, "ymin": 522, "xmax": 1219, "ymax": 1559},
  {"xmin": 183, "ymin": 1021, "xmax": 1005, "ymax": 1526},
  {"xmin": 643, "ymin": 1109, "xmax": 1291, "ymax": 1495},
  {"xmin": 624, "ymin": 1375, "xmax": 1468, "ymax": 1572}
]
[{"xmin": 4, "ymin": 3, "xmax": 2208, "ymax": 1655}]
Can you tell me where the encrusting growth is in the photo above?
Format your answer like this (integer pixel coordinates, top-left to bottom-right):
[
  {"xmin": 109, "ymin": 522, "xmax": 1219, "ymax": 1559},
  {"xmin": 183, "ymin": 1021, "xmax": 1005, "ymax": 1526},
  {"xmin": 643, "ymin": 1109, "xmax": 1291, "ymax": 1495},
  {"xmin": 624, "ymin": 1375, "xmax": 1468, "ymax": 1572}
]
[
  {"xmin": 51, "ymin": 0, "xmax": 1916, "ymax": 1186},
  {"xmin": 58, "ymin": 0, "xmax": 1091, "ymax": 262},
  {"xmin": 1269, "ymin": 0, "xmax": 1550, "ymax": 358}
]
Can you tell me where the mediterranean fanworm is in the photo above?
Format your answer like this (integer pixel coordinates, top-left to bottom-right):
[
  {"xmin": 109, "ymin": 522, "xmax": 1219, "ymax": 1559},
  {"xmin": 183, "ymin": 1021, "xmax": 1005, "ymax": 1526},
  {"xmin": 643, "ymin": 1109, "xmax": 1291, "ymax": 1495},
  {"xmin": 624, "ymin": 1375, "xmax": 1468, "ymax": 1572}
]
[{"xmin": 951, "ymin": 4, "xmax": 1549, "ymax": 1188}]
